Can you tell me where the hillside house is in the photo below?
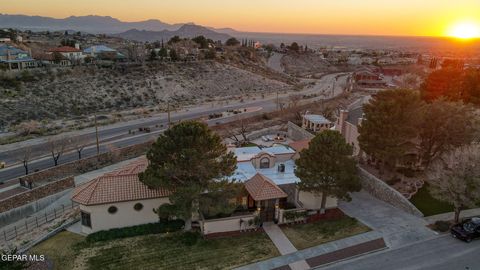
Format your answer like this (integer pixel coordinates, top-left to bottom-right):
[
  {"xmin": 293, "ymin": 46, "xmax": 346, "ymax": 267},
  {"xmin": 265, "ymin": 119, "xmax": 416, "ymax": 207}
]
[
  {"xmin": 47, "ymin": 46, "xmax": 83, "ymax": 62},
  {"xmin": 72, "ymin": 144, "xmax": 337, "ymax": 235},
  {"xmin": 0, "ymin": 44, "xmax": 37, "ymax": 71}
]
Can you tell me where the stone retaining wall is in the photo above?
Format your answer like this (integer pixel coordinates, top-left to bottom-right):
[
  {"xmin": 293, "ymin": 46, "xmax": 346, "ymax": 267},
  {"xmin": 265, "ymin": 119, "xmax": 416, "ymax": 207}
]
[
  {"xmin": 19, "ymin": 140, "xmax": 153, "ymax": 188},
  {"xmin": 358, "ymin": 166, "xmax": 423, "ymax": 217},
  {"xmin": 0, "ymin": 177, "xmax": 74, "ymax": 213},
  {"xmin": 287, "ymin": 121, "xmax": 314, "ymax": 141}
]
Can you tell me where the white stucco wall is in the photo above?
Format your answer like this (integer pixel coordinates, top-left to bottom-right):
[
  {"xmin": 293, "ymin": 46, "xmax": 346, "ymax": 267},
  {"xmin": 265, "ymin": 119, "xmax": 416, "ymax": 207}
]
[
  {"xmin": 298, "ymin": 191, "xmax": 338, "ymax": 210},
  {"xmin": 201, "ymin": 214, "xmax": 255, "ymax": 235},
  {"xmin": 80, "ymin": 197, "xmax": 170, "ymax": 234}
]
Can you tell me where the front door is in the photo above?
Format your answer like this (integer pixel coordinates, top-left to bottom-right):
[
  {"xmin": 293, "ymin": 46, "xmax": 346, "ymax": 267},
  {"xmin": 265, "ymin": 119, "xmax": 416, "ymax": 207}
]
[{"xmin": 260, "ymin": 199, "xmax": 276, "ymax": 222}]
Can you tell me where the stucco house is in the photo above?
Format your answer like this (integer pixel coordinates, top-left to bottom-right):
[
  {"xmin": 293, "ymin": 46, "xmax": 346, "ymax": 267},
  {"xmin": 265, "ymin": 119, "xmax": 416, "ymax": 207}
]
[
  {"xmin": 0, "ymin": 44, "xmax": 37, "ymax": 71},
  {"xmin": 72, "ymin": 144, "xmax": 337, "ymax": 235},
  {"xmin": 47, "ymin": 46, "xmax": 83, "ymax": 62},
  {"xmin": 72, "ymin": 158, "xmax": 171, "ymax": 234}
]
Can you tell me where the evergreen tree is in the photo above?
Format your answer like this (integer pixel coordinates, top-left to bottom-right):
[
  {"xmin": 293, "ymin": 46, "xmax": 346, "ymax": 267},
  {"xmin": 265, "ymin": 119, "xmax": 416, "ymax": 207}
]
[
  {"xmin": 295, "ymin": 130, "xmax": 361, "ymax": 213},
  {"xmin": 139, "ymin": 121, "xmax": 237, "ymax": 229}
]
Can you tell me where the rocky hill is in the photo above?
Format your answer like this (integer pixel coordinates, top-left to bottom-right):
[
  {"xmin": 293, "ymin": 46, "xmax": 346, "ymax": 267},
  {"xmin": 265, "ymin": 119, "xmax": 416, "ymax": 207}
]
[{"xmin": 0, "ymin": 61, "xmax": 292, "ymax": 130}]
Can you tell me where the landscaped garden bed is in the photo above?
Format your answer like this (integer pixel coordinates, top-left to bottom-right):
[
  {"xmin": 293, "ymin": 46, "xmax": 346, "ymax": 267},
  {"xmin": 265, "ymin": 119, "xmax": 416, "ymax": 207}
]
[
  {"xmin": 31, "ymin": 228, "xmax": 279, "ymax": 270},
  {"xmin": 409, "ymin": 183, "xmax": 454, "ymax": 216},
  {"xmin": 281, "ymin": 216, "xmax": 371, "ymax": 250}
]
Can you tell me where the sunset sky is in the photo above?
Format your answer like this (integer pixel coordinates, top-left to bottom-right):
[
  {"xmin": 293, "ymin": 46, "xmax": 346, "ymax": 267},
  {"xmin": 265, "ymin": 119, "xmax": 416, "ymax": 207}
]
[{"xmin": 1, "ymin": 0, "xmax": 480, "ymax": 37}]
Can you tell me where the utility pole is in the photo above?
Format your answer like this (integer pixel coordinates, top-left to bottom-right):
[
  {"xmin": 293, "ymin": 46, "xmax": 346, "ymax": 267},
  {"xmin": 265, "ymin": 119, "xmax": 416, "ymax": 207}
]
[
  {"xmin": 276, "ymin": 90, "xmax": 279, "ymax": 111},
  {"xmin": 94, "ymin": 113, "xmax": 100, "ymax": 155},
  {"xmin": 167, "ymin": 101, "xmax": 171, "ymax": 129}
]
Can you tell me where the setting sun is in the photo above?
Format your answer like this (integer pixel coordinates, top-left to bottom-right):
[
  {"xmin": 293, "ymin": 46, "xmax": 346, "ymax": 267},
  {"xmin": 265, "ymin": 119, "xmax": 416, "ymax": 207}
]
[{"xmin": 448, "ymin": 21, "xmax": 480, "ymax": 39}]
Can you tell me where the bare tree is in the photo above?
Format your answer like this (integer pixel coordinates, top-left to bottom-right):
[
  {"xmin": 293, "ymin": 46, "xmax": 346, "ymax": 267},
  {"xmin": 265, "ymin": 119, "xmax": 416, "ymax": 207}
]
[
  {"xmin": 426, "ymin": 144, "xmax": 480, "ymax": 223},
  {"xmin": 288, "ymin": 94, "xmax": 303, "ymax": 108},
  {"xmin": 17, "ymin": 146, "xmax": 32, "ymax": 175},
  {"xmin": 48, "ymin": 136, "xmax": 68, "ymax": 166},
  {"xmin": 225, "ymin": 118, "xmax": 251, "ymax": 146},
  {"xmin": 73, "ymin": 136, "xmax": 89, "ymax": 160}
]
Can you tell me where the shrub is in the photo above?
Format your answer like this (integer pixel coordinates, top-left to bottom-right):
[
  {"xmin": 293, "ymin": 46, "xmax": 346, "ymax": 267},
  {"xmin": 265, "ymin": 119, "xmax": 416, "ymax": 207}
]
[
  {"xmin": 86, "ymin": 220, "xmax": 184, "ymax": 243},
  {"xmin": 386, "ymin": 177, "xmax": 401, "ymax": 186},
  {"xmin": 179, "ymin": 231, "xmax": 200, "ymax": 246},
  {"xmin": 434, "ymin": 220, "xmax": 451, "ymax": 232}
]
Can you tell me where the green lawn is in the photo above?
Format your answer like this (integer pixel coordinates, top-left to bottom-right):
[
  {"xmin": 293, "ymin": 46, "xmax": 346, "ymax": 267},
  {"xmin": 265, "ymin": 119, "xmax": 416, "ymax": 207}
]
[
  {"xmin": 32, "ymin": 231, "xmax": 279, "ymax": 270},
  {"xmin": 409, "ymin": 184, "xmax": 454, "ymax": 216},
  {"xmin": 31, "ymin": 231, "xmax": 85, "ymax": 270},
  {"xmin": 281, "ymin": 217, "xmax": 371, "ymax": 250}
]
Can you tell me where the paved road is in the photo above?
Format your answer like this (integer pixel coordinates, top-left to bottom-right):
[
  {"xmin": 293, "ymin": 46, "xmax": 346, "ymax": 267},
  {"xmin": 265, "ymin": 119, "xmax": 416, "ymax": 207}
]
[
  {"xmin": 322, "ymin": 235, "xmax": 480, "ymax": 270},
  {"xmin": 0, "ymin": 73, "xmax": 349, "ymax": 183}
]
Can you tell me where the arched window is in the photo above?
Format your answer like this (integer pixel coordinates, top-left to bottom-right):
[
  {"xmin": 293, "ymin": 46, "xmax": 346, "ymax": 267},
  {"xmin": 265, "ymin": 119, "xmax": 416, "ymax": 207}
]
[{"xmin": 260, "ymin": 157, "xmax": 270, "ymax": 169}]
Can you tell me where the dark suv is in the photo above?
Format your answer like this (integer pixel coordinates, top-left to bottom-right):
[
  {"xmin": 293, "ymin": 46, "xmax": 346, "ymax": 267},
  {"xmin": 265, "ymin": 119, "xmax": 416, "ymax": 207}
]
[{"xmin": 451, "ymin": 217, "xmax": 480, "ymax": 242}]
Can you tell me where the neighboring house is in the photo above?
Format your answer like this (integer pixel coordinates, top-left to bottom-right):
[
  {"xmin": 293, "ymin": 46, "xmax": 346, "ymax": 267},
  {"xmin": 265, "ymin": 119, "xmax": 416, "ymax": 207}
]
[
  {"xmin": 0, "ymin": 44, "xmax": 37, "ymax": 71},
  {"xmin": 83, "ymin": 45, "xmax": 125, "ymax": 60},
  {"xmin": 353, "ymin": 69, "xmax": 387, "ymax": 88},
  {"xmin": 72, "ymin": 144, "xmax": 338, "ymax": 235},
  {"xmin": 47, "ymin": 46, "xmax": 83, "ymax": 62},
  {"xmin": 72, "ymin": 158, "xmax": 171, "ymax": 234},
  {"xmin": 302, "ymin": 114, "xmax": 334, "ymax": 133},
  {"xmin": 34, "ymin": 52, "xmax": 72, "ymax": 67}
]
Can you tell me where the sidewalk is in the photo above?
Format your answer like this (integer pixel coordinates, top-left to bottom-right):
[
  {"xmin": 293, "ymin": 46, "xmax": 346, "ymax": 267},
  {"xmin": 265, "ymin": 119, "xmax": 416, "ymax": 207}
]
[
  {"xmin": 263, "ymin": 223, "xmax": 309, "ymax": 270},
  {"xmin": 236, "ymin": 230, "xmax": 384, "ymax": 270},
  {"xmin": 424, "ymin": 208, "xmax": 480, "ymax": 224}
]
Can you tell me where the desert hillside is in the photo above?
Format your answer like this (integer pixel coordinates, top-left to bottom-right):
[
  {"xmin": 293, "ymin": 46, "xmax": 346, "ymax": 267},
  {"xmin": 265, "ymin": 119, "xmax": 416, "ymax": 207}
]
[{"xmin": 0, "ymin": 61, "xmax": 293, "ymax": 129}]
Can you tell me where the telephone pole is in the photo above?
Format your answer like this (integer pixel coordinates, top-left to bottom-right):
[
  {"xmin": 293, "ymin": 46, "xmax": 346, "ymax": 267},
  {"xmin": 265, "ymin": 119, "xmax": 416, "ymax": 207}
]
[
  {"xmin": 94, "ymin": 113, "xmax": 100, "ymax": 155},
  {"xmin": 167, "ymin": 101, "xmax": 171, "ymax": 129}
]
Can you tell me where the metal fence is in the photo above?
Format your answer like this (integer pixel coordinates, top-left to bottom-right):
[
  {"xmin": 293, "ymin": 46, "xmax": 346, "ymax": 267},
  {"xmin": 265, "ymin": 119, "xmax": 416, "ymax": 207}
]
[{"xmin": 0, "ymin": 201, "xmax": 79, "ymax": 244}]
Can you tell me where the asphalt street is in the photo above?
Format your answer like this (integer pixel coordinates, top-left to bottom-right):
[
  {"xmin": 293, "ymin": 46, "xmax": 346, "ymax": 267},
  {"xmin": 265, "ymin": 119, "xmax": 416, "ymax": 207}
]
[
  {"xmin": 322, "ymin": 235, "xmax": 480, "ymax": 270},
  {"xmin": 0, "ymin": 73, "xmax": 348, "ymax": 183}
]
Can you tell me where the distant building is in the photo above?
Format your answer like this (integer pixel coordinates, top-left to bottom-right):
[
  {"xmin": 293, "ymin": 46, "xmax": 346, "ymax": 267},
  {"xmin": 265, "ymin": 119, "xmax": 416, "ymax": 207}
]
[
  {"xmin": 353, "ymin": 70, "xmax": 386, "ymax": 88},
  {"xmin": 34, "ymin": 52, "xmax": 71, "ymax": 67},
  {"xmin": 83, "ymin": 45, "xmax": 125, "ymax": 60},
  {"xmin": 302, "ymin": 114, "xmax": 334, "ymax": 133},
  {"xmin": 47, "ymin": 46, "xmax": 83, "ymax": 61},
  {"xmin": 0, "ymin": 44, "xmax": 37, "ymax": 71}
]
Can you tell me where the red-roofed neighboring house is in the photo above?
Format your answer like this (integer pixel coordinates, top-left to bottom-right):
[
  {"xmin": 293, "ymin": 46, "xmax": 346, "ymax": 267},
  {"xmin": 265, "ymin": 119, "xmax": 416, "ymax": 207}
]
[
  {"xmin": 71, "ymin": 158, "xmax": 171, "ymax": 234},
  {"xmin": 47, "ymin": 46, "xmax": 83, "ymax": 62}
]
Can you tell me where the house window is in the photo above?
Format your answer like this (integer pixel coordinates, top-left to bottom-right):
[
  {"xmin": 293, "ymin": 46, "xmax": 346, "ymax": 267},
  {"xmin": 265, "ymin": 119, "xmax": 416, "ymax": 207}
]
[
  {"xmin": 260, "ymin": 157, "xmax": 270, "ymax": 169},
  {"xmin": 134, "ymin": 203, "xmax": 143, "ymax": 211},
  {"xmin": 108, "ymin": 206, "xmax": 118, "ymax": 214},
  {"xmin": 81, "ymin": 211, "xmax": 91, "ymax": 228}
]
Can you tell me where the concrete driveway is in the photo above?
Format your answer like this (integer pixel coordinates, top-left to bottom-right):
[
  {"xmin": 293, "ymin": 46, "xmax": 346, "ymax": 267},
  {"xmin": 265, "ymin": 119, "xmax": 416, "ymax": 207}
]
[{"xmin": 339, "ymin": 191, "xmax": 437, "ymax": 248}]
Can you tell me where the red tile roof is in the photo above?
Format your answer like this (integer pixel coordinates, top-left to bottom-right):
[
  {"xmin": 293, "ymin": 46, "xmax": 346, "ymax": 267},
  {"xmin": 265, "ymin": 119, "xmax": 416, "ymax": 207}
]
[
  {"xmin": 289, "ymin": 139, "xmax": 311, "ymax": 153},
  {"xmin": 72, "ymin": 158, "xmax": 170, "ymax": 206},
  {"xmin": 245, "ymin": 173, "xmax": 287, "ymax": 201},
  {"xmin": 47, "ymin": 46, "xmax": 81, "ymax": 53}
]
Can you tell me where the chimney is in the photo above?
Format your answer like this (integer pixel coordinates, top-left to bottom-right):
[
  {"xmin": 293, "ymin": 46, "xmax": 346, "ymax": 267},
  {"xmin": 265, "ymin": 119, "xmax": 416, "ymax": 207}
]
[{"xmin": 338, "ymin": 110, "xmax": 349, "ymax": 135}]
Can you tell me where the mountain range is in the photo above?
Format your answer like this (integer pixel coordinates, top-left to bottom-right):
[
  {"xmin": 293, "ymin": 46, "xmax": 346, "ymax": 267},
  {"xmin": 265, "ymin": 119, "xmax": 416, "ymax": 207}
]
[
  {"xmin": 115, "ymin": 25, "xmax": 231, "ymax": 42},
  {"xmin": 0, "ymin": 14, "xmax": 239, "ymax": 40}
]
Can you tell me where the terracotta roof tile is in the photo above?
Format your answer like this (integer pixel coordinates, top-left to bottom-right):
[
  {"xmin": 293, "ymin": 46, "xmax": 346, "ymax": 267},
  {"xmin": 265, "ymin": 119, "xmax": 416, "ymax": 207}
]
[
  {"xmin": 47, "ymin": 46, "xmax": 81, "ymax": 53},
  {"xmin": 245, "ymin": 173, "xmax": 287, "ymax": 201},
  {"xmin": 72, "ymin": 158, "xmax": 170, "ymax": 205},
  {"xmin": 289, "ymin": 139, "xmax": 311, "ymax": 153}
]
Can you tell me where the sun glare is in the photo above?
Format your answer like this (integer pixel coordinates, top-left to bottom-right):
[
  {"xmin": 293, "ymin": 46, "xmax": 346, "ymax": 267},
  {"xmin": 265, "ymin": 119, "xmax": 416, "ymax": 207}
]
[{"xmin": 448, "ymin": 22, "xmax": 480, "ymax": 39}]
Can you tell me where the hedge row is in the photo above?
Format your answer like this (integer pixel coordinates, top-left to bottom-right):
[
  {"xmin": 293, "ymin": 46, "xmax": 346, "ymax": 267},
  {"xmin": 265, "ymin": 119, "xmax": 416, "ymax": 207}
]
[{"xmin": 86, "ymin": 220, "xmax": 185, "ymax": 243}]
